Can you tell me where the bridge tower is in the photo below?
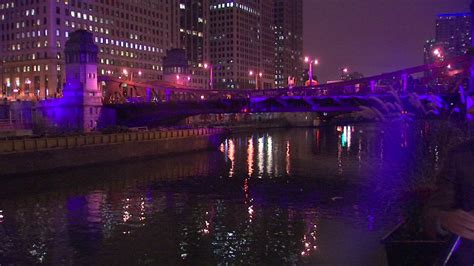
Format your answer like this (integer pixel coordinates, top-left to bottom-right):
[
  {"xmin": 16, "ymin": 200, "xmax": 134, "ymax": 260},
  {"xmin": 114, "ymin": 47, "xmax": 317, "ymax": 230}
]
[
  {"xmin": 35, "ymin": 30, "xmax": 108, "ymax": 133},
  {"xmin": 61, "ymin": 30, "xmax": 103, "ymax": 132}
]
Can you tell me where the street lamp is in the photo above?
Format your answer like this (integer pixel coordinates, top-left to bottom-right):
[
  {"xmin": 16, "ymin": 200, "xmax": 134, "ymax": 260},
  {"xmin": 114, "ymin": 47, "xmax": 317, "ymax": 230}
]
[
  {"xmin": 204, "ymin": 63, "xmax": 213, "ymax": 90},
  {"xmin": 249, "ymin": 70, "xmax": 262, "ymax": 90},
  {"xmin": 122, "ymin": 69, "xmax": 142, "ymax": 82},
  {"xmin": 304, "ymin": 56, "xmax": 319, "ymax": 87},
  {"xmin": 25, "ymin": 78, "xmax": 31, "ymax": 96},
  {"xmin": 432, "ymin": 48, "xmax": 444, "ymax": 62},
  {"xmin": 341, "ymin": 67, "xmax": 349, "ymax": 80}
]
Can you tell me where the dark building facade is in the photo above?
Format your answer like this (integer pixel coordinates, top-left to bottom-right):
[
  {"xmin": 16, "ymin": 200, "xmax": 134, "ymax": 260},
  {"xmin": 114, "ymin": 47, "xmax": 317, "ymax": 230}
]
[
  {"xmin": 424, "ymin": 13, "xmax": 471, "ymax": 64},
  {"xmin": 209, "ymin": 0, "xmax": 275, "ymax": 90},
  {"xmin": 274, "ymin": 0, "xmax": 304, "ymax": 88},
  {"xmin": 179, "ymin": 0, "xmax": 209, "ymax": 67}
]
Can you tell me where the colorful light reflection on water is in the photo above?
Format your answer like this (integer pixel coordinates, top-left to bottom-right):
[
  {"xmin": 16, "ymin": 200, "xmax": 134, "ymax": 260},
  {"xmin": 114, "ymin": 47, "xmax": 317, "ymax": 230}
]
[{"xmin": 0, "ymin": 123, "xmax": 446, "ymax": 265}]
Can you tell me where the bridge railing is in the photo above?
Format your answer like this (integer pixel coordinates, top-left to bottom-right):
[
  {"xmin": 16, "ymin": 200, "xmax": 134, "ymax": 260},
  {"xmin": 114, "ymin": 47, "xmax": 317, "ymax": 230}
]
[{"xmin": 99, "ymin": 55, "xmax": 470, "ymax": 104}]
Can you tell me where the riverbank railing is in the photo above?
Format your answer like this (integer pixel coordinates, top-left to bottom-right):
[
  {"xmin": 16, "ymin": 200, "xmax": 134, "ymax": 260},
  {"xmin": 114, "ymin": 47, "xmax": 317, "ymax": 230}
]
[{"xmin": 0, "ymin": 128, "xmax": 224, "ymax": 154}]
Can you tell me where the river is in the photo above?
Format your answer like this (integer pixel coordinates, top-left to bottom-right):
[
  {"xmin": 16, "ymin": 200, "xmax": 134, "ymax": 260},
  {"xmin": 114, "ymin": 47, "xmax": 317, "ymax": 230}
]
[{"xmin": 0, "ymin": 122, "xmax": 448, "ymax": 265}]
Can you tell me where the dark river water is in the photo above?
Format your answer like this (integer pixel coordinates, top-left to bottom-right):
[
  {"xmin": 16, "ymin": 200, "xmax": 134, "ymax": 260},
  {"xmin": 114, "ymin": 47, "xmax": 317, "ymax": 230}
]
[{"xmin": 0, "ymin": 123, "xmax": 447, "ymax": 265}]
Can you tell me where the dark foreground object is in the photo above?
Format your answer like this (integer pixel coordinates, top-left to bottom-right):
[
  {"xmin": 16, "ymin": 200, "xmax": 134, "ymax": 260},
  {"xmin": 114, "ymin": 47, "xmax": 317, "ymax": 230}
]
[{"xmin": 382, "ymin": 221, "xmax": 447, "ymax": 266}]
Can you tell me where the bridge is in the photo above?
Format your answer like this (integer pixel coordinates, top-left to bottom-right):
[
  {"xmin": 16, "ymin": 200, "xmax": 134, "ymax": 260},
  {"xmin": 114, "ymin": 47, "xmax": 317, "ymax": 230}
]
[{"xmin": 98, "ymin": 55, "xmax": 469, "ymax": 126}]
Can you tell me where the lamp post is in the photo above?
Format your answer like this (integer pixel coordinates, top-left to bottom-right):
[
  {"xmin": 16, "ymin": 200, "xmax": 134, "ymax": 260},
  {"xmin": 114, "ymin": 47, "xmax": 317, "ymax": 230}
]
[
  {"xmin": 433, "ymin": 48, "xmax": 443, "ymax": 61},
  {"xmin": 249, "ymin": 71, "xmax": 262, "ymax": 90},
  {"xmin": 204, "ymin": 63, "xmax": 213, "ymax": 90},
  {"xmin": 122, "ymin": 69, "xmax": 129, "ymax": 81},
  {"xmin": 122, "ymin": 69, "xmax": 142, "ymax": 82},
  {"xmin": 25, "ymin": 78, "xmax": 31, "ymax": 96},
  {"xmin": 341, "ymin": 67, "xmax": 349, "ymax": 80},
  {"xmin": 304, "ymin": 57, "xmax": 319, "ymax": 87}
]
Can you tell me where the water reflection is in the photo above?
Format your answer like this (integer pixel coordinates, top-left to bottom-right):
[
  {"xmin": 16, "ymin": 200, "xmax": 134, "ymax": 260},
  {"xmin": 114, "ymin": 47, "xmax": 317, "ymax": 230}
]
[
  {"xmin": 257, "ymin": 137, "xmax": 264, "ymax": 177},
  {"xmin": 247, "ymin": 138, "xmax": 254, "ymax": 177},
  {"xmin": 0, "ymin": 123, "xmax": 448, "ymax": 265}
]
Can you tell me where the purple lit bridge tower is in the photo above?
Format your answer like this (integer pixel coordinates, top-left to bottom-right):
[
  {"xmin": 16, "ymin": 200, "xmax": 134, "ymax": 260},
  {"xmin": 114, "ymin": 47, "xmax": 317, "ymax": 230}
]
[{"xmin": 35, "ymin": 30, "xmax": 113, "ymax": 133}]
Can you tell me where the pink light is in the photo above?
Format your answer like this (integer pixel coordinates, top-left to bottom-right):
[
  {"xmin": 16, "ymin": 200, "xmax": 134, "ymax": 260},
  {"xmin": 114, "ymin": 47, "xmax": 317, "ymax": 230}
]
[
  {"xmin": 249, "ymin": 70, "xmax": 254, "ymax": 76},
  {"xmin": 204, "ymin": 63, "xmax": 209, "ymax": 69},
  {"xmin": 122, "ymin": 69, "xmax": 128, "ymax": 75},
  {"xmin": 176, "ymin": 75, "xmax": 180, "ymax": 80},
  {"xmin": 447, "ymin": 64, "xmax": 452, "ymax": 69},
  {"xmin": 187, "ymin": 76, "xmax": 191, "ymax": 81},
  {"xmin": 343, "ymin": 68, "xmax": 348, "ymax": 73},
  {"xmin": 138, "ymin": 71, "xmax": 142, "ymax": 76},
  {"xmin": 304, "ymin": 57, "xmax": 309, "ymax": 63},
  {"xmin": 259, "ymin": 72, "xmax": 263, "ymax": 77},
  {"xmin": 314, "ymin": 59, "xmax": 319, "ymax": 65}
]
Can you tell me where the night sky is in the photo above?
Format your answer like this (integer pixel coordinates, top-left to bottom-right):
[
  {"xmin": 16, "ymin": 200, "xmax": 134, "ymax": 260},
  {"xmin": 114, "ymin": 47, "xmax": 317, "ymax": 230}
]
[{"xmin": 303, "ymin": 0, "xmax": 471, "ymax": 82}]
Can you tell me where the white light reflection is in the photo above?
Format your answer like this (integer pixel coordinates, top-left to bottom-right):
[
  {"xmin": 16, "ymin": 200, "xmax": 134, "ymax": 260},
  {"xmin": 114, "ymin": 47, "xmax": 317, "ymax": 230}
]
[
  {"xmin": 139, "ymin": 198, "xmax": 146, "ymax": 222},
  {"xmin": 222, "ymin": 140, "xmax": 230, "ymax": 163},
  {"xmin": 247, "ymin": 137, "xmax": 254, "ymax": 177},
  {"xmin": 123, "ymin": 198, "xmax": 131, "ymax": 222},
  {"xmin": 219, "ymin": 142, "xmax": 225, "ymax": 154},
  {"xmin": 248, "ymin": 205, "xmax": 254, "ymax": 222},
  {"xmin": 301, "ymin": 224, "xmax": 319, "ymax": 257},
  {"xmin": 244, "ymin": 178, "xmax": 250, "ymax": 202},
  {"xmin": 266, "ymin": 135, "xmax": 273, "ymax": 176},
  {"xmin": 258, "ymin": 137, "xmax": 264, "ymax": 178},
  {"xmin": 200, "ymin": 211, "xmax": 211, "ymax": 235},
  {"xmin": 341, "ymin": 126, "xmax": 353, "ymax": 150},
  {"xmin": 228, "ymin": 139, "xmax": 235, "ymax": 177},
  {"xmin": 0, "ymin": 209, "xmax": 3, "ymax": 223}
]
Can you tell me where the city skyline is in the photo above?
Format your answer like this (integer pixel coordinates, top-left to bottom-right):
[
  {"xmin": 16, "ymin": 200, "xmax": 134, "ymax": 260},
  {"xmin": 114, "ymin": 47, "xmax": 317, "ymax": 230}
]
[
  {"xmin": 1, "ymin": 0, "xmax": 471, "ymax": 96},
  {"xmin": 0, "ymin": 0, "xmax": 305, "ymax": 95},
  {"xmin": 303, "ymin": 0, "xmax": 470, "ymax": 82}
]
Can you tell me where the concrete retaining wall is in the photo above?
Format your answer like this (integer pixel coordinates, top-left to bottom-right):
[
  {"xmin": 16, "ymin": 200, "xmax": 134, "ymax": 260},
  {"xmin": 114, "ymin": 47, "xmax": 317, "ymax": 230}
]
[{"xmin": 0, "ymin": 128, "xmax": 225, "ymax": 176}]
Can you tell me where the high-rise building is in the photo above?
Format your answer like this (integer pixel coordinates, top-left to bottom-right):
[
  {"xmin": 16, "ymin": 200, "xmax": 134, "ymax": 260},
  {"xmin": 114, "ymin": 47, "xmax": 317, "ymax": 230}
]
[
  {"xmin": 274, "ymin": 0, "xmax": 303, "ymax": 88},
  {"xmin": 0, "ymin": 0, "xmax": 178, "ymax": 100},
  {"xmin": 424, "ymin": 13, "xmax": 471, "ymax": 64},
  {"xmin": 178, "ymin": 0, "xmax": 209, "ymax": 67},
  {"xmin": 209, "ymin": 0, "xmax": 275, "ymax": 90}
]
